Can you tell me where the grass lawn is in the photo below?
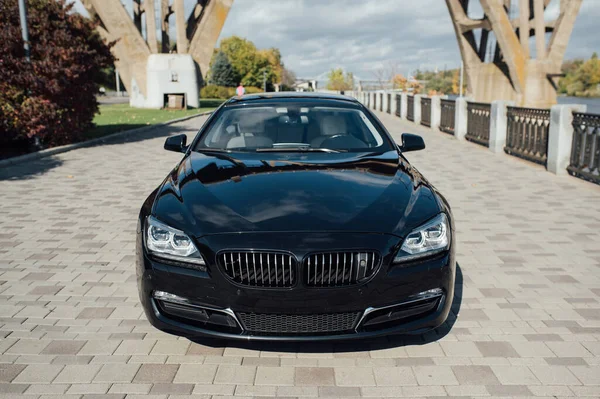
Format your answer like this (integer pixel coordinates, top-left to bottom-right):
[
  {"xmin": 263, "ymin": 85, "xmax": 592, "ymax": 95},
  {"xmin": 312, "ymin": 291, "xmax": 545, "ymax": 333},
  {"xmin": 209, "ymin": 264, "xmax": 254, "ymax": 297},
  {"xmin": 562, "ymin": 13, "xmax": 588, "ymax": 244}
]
[{"xmin": 86, "ymin": 99, "xmax": 223, "ymax": 140}]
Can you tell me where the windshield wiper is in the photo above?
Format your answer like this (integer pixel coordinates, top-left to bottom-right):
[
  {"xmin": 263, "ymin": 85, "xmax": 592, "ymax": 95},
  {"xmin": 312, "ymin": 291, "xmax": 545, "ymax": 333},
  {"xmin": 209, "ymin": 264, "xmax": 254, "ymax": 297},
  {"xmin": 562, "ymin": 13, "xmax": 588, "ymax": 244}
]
[
  {"xmin": 255, "ymin": 147, "xmax": 345, "ymax": 153},
  {"xmin": 195, "ymin": 147, "xmax": 233, "ymax": 153}
]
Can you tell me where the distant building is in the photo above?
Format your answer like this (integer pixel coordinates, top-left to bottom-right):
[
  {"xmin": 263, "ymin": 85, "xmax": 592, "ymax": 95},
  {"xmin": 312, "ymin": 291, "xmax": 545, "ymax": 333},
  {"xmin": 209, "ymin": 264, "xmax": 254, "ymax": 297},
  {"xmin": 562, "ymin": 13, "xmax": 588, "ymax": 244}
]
[{"xmin": 293, "ymin": 80, "xmax": 317, "ymax": 92}]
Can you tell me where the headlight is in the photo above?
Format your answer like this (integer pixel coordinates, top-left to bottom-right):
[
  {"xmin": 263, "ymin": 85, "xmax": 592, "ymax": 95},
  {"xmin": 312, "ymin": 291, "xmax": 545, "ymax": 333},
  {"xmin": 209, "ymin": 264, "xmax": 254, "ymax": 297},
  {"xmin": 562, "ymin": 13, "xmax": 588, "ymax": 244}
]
[
  {"xmin": 394, "ymin": 213, "xmax": 449, "ymax": 263},
  {"xmin": 145, "ymin": 216, "xmax": 206, "ymax": 269}
]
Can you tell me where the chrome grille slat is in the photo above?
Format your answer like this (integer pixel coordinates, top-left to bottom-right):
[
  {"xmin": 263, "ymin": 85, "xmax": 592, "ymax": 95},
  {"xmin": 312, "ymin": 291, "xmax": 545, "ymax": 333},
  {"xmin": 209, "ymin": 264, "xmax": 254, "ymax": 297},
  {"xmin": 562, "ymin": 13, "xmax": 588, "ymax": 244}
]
[
  {"xmin": 304, "ymin": 251, "xmax": 380, "ymax": 287},
  {"xmin": 218, "ymin": 251, "xmax": 296, "ymax": 288}
]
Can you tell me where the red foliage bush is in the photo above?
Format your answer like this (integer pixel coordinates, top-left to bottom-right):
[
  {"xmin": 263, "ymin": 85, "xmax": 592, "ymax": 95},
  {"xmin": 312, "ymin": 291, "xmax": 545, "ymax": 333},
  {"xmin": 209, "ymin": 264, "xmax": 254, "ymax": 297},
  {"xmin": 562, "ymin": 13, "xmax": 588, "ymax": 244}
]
[{"xmin": 0, "ymin": 0, "xmax": 114, "ymax": 156}]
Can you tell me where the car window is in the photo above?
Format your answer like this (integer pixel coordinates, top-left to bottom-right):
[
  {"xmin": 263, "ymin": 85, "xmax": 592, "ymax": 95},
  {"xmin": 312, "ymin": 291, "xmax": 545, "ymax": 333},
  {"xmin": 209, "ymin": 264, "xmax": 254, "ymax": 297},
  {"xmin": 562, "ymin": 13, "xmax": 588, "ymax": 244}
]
[{"xmin": 196, "ymin": 103, "xmax": 391, "ymax": 152}]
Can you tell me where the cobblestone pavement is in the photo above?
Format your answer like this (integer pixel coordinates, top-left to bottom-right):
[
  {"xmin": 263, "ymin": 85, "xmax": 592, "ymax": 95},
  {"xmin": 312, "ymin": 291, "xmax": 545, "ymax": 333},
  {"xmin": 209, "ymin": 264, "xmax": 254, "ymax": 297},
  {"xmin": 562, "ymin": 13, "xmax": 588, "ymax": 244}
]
[{"xmin": 1, "ymin": 110, "xmax": 599, "ymax": 398}]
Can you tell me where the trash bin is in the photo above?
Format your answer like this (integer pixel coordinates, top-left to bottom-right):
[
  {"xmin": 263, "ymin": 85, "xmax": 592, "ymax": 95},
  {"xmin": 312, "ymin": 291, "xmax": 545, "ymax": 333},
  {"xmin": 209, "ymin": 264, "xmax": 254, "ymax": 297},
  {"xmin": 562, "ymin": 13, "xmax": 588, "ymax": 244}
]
[{"xmin": 167, "ymin": 94, "xmax": 185, "ymax": 109}]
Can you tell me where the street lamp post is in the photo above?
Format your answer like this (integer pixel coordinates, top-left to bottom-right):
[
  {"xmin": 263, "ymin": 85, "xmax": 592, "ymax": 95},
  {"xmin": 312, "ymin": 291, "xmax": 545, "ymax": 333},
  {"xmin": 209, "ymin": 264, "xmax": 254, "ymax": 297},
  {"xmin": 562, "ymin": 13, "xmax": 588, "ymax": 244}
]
[{"xmin": 18, "ymin": 0, "xmax": 31, "ymax": 63}]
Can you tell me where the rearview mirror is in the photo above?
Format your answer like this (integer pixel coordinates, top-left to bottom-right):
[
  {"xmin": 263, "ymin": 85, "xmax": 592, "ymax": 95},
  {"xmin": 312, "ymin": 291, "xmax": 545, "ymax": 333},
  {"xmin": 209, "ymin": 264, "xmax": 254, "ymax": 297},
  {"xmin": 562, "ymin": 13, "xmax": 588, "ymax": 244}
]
[
  {"xmin": 399, "ymin": 133, "xmax": 425, "ymax": 152},
  {"xmin": 164, "ymin": 134, "xmax": 188, "ymax": 153}
]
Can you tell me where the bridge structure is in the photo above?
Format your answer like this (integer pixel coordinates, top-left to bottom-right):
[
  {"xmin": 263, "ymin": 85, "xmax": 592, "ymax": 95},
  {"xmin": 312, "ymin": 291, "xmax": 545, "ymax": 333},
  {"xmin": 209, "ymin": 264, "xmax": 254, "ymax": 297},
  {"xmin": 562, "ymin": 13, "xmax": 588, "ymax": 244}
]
[
  {"xmin": 82, "ymin": 0, "xmax": 581, "ymax": 109},
  {"xmin": 81, "ymin": 0, "xmax": 233, "ymax": 108},
  {"xmin": 446, "ymin": 0, "xmax": 582, "ymax": 108}
]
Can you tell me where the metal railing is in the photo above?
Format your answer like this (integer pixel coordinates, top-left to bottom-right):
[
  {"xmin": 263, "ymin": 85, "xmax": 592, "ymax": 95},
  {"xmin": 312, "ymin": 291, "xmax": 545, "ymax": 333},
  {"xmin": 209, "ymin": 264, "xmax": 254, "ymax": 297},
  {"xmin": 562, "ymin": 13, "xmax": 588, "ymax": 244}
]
[
  {"xmin": 465, "ymin": 102, "xmax": 491, "ymax": 146},
  {"xmin": 505, "ymin": 106, "xmax": 551, "ymax": 165},
  {"xmin": 379, "ymin": 93, "xmax": 383, "ymax": 112},
  {"xmin": 421, "ymin": 97, "xmax": 432, "ymax": 127},
  {"xmin": 407, "ymin": 95, "xmax": 414, "ymax": 121},
  {"xmin": 395, "ymin": 94, "xmax": 401, "ymax": 117},
  {"xmin": 568, "ymin": 112, "xmax": 600, "ymax": 185},
  {"xmin": 386, "ymin": 94, "xmax": 391, "ymax": 114},
  {"xmin": 440, "ymin": 99, "xmax": 455, "ymax": 134}
]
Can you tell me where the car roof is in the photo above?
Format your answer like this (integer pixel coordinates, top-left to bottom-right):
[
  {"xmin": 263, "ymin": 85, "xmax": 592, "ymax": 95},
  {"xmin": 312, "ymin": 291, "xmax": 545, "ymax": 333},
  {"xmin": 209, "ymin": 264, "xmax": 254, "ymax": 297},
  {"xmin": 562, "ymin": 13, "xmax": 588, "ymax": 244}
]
[{"xmin": 225, "ymin": 91, "xmax": 359, "ymax": 104}]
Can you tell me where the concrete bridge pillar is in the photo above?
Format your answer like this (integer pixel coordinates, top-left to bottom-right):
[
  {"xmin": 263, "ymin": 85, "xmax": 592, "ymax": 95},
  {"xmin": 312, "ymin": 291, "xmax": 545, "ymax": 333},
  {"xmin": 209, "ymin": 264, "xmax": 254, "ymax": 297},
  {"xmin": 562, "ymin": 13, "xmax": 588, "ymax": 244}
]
[
  {"xmin": 454, "ymin": 97, "xmax": 468, "ymax": 141},
  {"xmin": 489, "ymin": 100, "xmax": 515, "ymax": 153},
  {"xmin": 547, "ymin": 104, "xmax": 587, "ymax": 175}
]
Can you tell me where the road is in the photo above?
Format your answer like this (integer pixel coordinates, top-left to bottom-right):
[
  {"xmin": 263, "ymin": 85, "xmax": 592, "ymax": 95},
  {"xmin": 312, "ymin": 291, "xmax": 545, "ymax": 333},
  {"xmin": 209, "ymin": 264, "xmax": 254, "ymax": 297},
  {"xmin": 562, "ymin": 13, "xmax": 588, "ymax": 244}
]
[{"xmin": 0, "ymin": 111, "xmax": 599, "ymax": 398}]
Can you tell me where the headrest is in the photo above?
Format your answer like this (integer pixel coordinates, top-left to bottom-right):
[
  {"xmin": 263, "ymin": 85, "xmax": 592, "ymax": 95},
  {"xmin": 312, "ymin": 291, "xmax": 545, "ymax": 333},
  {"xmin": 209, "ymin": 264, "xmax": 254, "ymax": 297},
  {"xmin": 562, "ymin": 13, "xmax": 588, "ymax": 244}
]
[{"xmin": 320, "ymin": 115, "xmax": 346, "ymax": 136}]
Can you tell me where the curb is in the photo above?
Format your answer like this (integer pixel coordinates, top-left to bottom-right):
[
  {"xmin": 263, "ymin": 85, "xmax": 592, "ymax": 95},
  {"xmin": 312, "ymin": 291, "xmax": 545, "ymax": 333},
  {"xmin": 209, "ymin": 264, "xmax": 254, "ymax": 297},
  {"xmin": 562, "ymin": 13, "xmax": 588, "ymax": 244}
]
[{"xmin": 0, "ymin": 111, "xmax": 213, "ymax": 168}]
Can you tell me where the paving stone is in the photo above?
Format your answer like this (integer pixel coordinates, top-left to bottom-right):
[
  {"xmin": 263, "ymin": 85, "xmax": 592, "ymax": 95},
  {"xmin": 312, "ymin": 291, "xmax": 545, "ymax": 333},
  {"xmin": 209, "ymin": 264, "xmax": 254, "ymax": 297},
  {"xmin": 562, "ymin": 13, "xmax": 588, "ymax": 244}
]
[
  {"xmin": 255, "ymin": 366, "xmax": 295, "ymax": 386},
  {"xmin": 133, "ymin": 363, "xmax": 179, "ymax": 383},
  {"xmin": 294, "ymin": 367, "xmax": 335, "ymax": 386},
  {"xmin": 173, "ymin": 364, "xmax": 217, "ymax": 384},
  {"xmin": 413, "ymin": 365, "xmax": 459, "ymax": 385},
  {"xmin": 451, "ymin": 365, "xmax": 501, "ymax": 385},
  {"xmin": 490, "ymin": 365, "xmax": 541, "ymax": 385},
  {"xmin": 0, "ymin": 364, "xmax": 26, "ymax": 382},
  {"xmin": 475, "ymin": 341, "xmax": 519, "ymax": 357},
  {"xmin": 40, "ymin": 339, "xmax": 85, "ymax": 355},
  {"xmin": 149, "ymin": 383, "xmax": 194, "ymax": 394},
  {"xmin": 372, "ymin": 366, "xmax": 417, "ymax": 386},
  {"xmin": 54, "ymin": 364, "xmax": 102, "ymax": 383},
  {"xmin": 213, "ymin": 365, "xmax": 256, "ymax": 385},
  {"xmin": 94, "ymin": 364, "xmax": 141, "ymax": 383},
  {"xmin": 12, "ymin": 364, "xmax": 63, "ymax": 383}
]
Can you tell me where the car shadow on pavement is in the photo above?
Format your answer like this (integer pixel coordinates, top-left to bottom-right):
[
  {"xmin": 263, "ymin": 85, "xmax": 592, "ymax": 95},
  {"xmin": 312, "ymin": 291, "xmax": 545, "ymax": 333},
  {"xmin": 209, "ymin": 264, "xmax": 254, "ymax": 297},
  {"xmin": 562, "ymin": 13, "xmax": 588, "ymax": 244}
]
[{"xmin": 191, "ymin": 263, "xmax": 464, "ymax": 354}]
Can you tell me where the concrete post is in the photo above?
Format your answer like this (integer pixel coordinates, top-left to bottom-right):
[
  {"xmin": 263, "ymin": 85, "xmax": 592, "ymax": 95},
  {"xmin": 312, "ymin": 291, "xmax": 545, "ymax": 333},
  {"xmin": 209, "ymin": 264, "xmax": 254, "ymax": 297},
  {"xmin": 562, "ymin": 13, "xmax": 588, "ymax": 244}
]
[
  {"xmin": 382, "ymin": 92, "xmax": 388, "ymax": 114},
  {"xmin": 390, "ymin": 93, "xmax": 398, "ymax": 116},
  {"xmin": 430, "ymin": 95, "xmax": 444, "ymax": 130},
  {"xmin": 547, "ymin": 104, "xmax": 587, "ymax": 175},
  {"xmin": 400, "ymin": 93, "xmax": 408, "ymax": 119},
  {"xmin": 489, "ymin": 100, "xmax": 515, "ymax": 153},
  {"xmin": 454, "ymin": 97, "xmax": 468, "ymax": 140},
  {"xmin": 413, "ymin": 94, "xmax": 423, "ymax": 125}
]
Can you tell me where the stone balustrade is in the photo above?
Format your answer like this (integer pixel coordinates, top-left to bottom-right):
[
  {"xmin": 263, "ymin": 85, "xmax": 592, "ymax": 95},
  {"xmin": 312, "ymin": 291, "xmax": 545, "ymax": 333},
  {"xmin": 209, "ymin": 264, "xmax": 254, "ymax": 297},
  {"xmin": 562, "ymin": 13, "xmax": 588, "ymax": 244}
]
[{"xmin": 355, "ymin": 90, "xmax": 598, "ymax": 185}]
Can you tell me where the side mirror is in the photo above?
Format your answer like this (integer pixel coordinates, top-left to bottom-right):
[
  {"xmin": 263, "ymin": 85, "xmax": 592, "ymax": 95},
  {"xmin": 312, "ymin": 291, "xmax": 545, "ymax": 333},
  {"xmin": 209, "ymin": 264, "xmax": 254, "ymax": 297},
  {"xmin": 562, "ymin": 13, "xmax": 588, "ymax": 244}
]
[
  {"xmin": 399, "ymin": 133, "xmax": 425, "ymax": 152},
  {"xmin": 164, "ymin": 134, "xmax": 188, "ymax": 153}
]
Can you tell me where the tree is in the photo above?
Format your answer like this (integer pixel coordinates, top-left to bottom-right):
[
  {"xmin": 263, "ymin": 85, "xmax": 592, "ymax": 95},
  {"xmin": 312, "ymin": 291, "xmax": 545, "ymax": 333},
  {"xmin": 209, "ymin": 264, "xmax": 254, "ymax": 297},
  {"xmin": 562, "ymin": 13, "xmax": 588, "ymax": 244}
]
[
  {"xmin": 392, "ymin": 74, "xmax": 408, "ymax": 90},
  {"xmin": 0, "ymin": 0, "xmax": 114, "ymax": 156},
  {"xmin": 216, "ymin": 36, "xmax": 284, "ymax": 90},
  {"xmin": 281, "ymin": 68, "xmax": 296, "ymax": 88},
  {"xmin": 209, "ymin": 51, "xmax": 238, "ymax": 87},
  {"xmin": 326, "ymin": 68, "xmax": 354, "ymax": 91},
  {"xmin": 559, "ymin": 53, "xmax": 600, "ymax": 97}
]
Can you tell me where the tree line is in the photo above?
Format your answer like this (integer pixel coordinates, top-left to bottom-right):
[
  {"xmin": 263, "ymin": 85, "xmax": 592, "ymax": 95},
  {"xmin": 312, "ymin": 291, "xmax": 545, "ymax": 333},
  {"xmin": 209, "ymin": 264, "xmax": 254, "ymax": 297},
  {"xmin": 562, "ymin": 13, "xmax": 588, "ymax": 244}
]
[
  {"xmin": 205, "ymin": 36, "xmax": 296, "ymax": 98},
  {"xmin": 559, "ymin": 53, "xmax": 600, "ymax": 98}
]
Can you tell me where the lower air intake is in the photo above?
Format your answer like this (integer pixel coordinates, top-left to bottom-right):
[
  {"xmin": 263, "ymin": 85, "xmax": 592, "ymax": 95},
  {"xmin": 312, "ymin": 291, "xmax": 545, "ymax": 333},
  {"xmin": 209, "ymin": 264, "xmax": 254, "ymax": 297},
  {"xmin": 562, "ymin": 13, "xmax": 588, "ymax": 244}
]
[{"xmin": 237, "ymin": 312, "xmax": 361, "ymax": 335}]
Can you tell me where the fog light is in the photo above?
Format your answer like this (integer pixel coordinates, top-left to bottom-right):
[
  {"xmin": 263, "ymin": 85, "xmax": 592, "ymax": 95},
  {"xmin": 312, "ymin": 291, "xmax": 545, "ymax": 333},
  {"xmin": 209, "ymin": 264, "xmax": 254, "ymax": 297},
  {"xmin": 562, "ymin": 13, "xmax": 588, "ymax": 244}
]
[
  {"xmin": 153, "ymin": 290, "xmax": 189, "ymax": 304},
  {"xmin": 415, "ymin": 288, "xmax": 443, "ymax": 298}
]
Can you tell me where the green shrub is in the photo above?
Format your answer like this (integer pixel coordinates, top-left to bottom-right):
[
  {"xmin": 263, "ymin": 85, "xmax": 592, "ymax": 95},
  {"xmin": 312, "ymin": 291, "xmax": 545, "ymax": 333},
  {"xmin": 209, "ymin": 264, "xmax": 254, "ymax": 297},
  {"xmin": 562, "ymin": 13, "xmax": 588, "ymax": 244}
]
[{"xmin": 201, "ymin": 85, "xmax": 263, "ymax": 99}]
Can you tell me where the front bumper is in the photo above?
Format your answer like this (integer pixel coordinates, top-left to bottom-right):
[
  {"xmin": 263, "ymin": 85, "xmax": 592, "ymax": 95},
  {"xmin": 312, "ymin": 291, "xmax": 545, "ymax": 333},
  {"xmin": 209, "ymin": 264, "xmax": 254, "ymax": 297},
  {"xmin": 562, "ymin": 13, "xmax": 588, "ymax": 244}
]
[{"xmin": 136, "ymin": 231, "xmax": 456, "ymax": 341}]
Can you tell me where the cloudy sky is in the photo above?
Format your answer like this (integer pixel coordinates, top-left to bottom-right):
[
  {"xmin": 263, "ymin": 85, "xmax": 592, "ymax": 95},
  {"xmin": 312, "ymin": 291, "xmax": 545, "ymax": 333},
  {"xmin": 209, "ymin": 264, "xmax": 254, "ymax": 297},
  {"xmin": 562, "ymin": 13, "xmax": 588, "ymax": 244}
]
[{"xmin": 74, "ymin": 0, "xmax": 599, "ymax": 81}]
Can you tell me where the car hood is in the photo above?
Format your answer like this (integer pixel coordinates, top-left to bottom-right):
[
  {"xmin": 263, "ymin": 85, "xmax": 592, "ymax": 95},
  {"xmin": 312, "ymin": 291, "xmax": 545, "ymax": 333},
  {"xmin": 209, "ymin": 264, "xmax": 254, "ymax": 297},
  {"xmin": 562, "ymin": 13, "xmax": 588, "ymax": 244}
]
[{"xmin": 152, "ymin": 150, "xmax": 441, "ymax": 237}]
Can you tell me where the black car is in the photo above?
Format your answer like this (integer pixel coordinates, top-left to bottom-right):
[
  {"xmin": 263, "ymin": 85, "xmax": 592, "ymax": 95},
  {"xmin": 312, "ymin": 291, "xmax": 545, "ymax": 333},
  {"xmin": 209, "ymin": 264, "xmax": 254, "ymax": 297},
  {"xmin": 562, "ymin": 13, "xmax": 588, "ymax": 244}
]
[{"xmin": 136, "ymin": 92, "xmax": 456, "ymax": 341}]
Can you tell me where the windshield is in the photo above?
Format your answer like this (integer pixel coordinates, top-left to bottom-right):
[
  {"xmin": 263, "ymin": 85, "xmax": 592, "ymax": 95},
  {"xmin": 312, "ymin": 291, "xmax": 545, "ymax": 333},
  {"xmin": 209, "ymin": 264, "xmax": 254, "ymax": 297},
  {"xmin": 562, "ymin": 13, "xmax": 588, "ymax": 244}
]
[{"xmin": 195, "ymin": 102, "xmax": 392, "ymax": 152}]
